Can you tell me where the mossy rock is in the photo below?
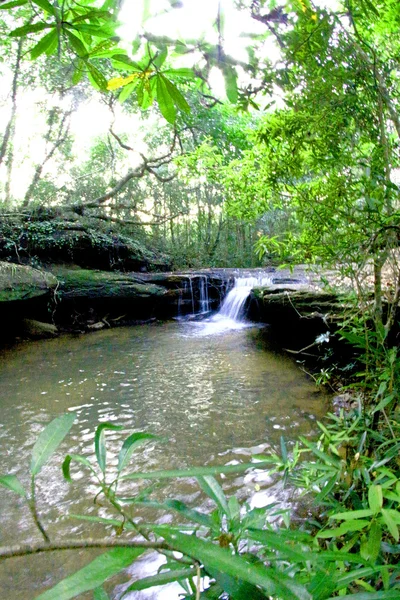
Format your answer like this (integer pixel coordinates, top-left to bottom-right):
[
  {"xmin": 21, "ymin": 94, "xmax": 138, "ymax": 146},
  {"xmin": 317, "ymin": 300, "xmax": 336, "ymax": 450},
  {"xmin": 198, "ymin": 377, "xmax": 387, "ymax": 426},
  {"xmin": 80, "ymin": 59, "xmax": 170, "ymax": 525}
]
[
  {"xmin": 0, "ymin": 220, "xmax": 170, "ymax": 272},
  {"xmin": 0, "ymin": 262, "xmax": 57, "ymax": 302},
  {"xmin": 51, "ymin": 267, "xmax": 167, "ymax": 299}
]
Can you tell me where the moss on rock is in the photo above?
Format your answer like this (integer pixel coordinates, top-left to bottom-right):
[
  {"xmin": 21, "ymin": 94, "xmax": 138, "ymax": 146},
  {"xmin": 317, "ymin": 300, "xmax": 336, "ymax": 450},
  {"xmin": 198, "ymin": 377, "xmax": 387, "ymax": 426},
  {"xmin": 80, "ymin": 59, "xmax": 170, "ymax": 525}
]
[{"xmin": 0, "ymin": 261, "xmax": 57, "ymax": 302}]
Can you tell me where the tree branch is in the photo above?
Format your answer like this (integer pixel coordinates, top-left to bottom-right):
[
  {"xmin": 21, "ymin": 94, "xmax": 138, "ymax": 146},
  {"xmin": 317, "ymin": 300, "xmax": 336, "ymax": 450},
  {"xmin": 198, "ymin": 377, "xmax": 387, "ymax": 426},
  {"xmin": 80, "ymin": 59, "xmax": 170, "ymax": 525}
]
[{"xmin": 0, "ymin": 538, "xmax": 169, "ymax": 560}]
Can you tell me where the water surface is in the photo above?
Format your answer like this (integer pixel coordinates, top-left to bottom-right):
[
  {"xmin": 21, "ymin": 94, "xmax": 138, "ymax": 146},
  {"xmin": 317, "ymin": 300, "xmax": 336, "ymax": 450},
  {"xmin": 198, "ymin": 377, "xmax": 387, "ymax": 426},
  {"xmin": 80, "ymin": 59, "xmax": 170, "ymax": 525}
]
[{"xmin": 0, "ymin": 320, "xmax": 328, "ymax": 598}]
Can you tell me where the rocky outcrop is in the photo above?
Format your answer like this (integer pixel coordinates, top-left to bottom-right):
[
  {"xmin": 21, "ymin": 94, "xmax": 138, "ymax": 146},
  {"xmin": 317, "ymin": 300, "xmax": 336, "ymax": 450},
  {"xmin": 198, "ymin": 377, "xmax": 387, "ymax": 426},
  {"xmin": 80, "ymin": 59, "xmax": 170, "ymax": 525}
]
[
  {"xmin": 0, "ymin": 261, "xmax": 57, "ymax": 302},
  {"xmin": 249, "ymin": 283, "xmax": 347, "ymax": 357},
  {"xmin": 0, "ymin": 219, "xmax": 170, "ymax": 272}
]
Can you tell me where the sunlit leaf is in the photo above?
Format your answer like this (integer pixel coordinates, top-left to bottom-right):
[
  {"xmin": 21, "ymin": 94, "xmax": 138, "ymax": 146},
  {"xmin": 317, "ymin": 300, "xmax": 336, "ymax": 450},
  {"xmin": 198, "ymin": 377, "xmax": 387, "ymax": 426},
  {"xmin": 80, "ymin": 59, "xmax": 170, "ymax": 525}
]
[
  {"xmin": 30, "ymin": 413, "xmax": 76, "ymax": 477},
  {"xmin": 161, "ymin": 75, "xmax": 190, "ymax": 113},
  {"xmin": 64, "ymin": 30, "xmax": 87, "ymax": 58},
  {"xmin": 30, "ymin": 29, "xmax": 58, "ymax": 59},
  {"xmin": 381, "ymin": 509, "xmax": 399, "ymax": 542},
  {"xmin": 0, "ymin": 0, "xmax": 28, "ymax": 9},
  {"xmin": 222, "ymin": 65, "xmax": 238, "ymax": 103},
  {"xmin": 87, "ymin": 62, "xmax": 108, "ymax": 91},
  {"xmin": 31, "ymin": 0, "xmax": 54, "ymax": 14},
  {"xmin": 118, "ymin": 81, "xmax": 137, "ymax": 103},
  {"xmin": 72, "ymin": 59, "xmax": 86, "ymax": 85},
  {"xmin": 156, "ymin": 74, "xmax": 176, "ymax": 123},
  {"xmin": 368, "ymin": 485, "xmax": 383, "ymax": 514},
  {"xmin": 10, "ymin": 22, "xmax": 52, "ymax": 37},
  {"xmin": 107, "ymin": 74, "xmax": 139, "ymax": 91},
  {"xmin": 317, "ymin": 520, "xmax": 370, "ymax": 538},
  {"xmin": 330, "ymin": 509, "xmax": 374, "ymax": 521},
  {"xmin": 152, "ymin": 46, "xmax": 167, "ymax": 69}
]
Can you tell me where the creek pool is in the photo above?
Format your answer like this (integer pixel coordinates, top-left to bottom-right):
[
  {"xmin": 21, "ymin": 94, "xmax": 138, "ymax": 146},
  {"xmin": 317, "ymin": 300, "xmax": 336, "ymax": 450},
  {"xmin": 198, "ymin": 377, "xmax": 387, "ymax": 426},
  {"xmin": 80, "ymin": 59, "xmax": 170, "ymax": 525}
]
[{"xmin": 0, "ymin": 319, "xmax": 328, "ymax": 599}]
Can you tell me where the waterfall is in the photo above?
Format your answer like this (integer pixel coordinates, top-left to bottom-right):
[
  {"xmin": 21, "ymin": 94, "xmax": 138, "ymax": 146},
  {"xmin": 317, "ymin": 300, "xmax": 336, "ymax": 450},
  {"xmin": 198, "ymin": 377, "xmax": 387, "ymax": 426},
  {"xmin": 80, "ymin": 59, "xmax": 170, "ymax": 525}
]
[
  {"xmin": 216, "ymin": 275, "xmax": 272, "ymax": 323},
  {"xmin": 198, "ymin": 275, "xmax": 210, "ymax": 314}
]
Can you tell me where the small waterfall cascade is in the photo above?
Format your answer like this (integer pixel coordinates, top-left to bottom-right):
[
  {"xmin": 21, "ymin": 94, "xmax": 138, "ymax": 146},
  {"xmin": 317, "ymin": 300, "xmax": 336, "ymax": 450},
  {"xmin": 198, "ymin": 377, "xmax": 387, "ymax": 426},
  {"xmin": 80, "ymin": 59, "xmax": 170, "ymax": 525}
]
[
  {"xmin": 216, "ymin": 274, "xmax": 273, "ymax": 323},
  {"xmin": 198, "ymin": 275, "xmax": 210, "ymax": 314}
]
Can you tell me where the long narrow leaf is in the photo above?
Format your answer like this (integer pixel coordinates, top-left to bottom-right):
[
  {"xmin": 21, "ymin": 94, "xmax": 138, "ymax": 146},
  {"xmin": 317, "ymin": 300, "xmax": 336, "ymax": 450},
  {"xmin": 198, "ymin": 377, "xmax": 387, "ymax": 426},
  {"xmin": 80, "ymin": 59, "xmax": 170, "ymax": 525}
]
[
  {"xmin": 94, "ymin": 423, "xmax": 123, "ymax": 475},
  {"xmin": 118, "ymin": 433, "xmax": 157, "ymax": 473},
  {"xmin": 34, "ymin": 548, "xmax": 144, "ymax": 600},
  {"xmin": 30, "ymin": 413, "xmax": 76, "ymax": 477},
  {"xmin": 120, "ymin": 460, "xmax": 274, "ymax": 481},
  {"xmin": 196, "ymin": 476, "xmax": 230, "ymax": 516},
  {"xmin": 153, "ymin": 528, "xmax": 312, "ymax": 600},
  {"xmin": 123, "ymin": 568, "xmax": 196, "ymax": 594},
  {"xmin": 0, "ymin": 474, "xmax": 26, "ymax": 498}
]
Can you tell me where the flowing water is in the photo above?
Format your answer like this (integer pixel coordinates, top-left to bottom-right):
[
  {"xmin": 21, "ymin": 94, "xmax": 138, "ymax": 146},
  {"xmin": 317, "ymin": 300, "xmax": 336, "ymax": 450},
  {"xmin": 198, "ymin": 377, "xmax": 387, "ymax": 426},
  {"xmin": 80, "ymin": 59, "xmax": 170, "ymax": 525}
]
[{"xmin": 0, "ymin": 281, "xmax": 328, "ymax": 599}]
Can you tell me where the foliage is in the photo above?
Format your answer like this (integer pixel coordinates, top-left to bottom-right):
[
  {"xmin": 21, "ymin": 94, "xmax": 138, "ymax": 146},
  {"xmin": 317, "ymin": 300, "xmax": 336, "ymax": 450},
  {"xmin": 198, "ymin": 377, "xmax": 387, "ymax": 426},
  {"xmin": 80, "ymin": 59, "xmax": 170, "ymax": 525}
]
[{"xmin": 0, "ymin": 410, "xmax": 399, "ymax": 599}]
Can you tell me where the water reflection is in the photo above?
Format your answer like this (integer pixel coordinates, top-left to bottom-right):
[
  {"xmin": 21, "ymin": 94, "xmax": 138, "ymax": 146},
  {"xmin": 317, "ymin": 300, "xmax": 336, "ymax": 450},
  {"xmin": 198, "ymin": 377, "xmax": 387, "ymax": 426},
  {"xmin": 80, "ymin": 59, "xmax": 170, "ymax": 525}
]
[{"xmin": 0, "ymin": 321, "xmax": 328, "ymax": 598}]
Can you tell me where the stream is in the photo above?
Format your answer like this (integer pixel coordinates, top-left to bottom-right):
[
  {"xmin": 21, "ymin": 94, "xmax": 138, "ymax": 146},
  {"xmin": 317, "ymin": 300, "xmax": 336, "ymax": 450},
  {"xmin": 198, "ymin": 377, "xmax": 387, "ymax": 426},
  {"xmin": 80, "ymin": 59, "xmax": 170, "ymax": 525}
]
[{"xmin": 0, "ymin": 277, "xmax": 329, "ymax": 599}]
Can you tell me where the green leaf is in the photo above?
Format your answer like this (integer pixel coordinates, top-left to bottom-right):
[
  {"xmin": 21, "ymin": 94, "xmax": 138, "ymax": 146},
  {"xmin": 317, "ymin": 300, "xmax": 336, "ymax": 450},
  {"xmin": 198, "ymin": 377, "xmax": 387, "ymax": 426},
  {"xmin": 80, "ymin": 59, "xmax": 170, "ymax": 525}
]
[
  {"xmin": 31, "ymin": 0, "xmax": 54, "ymax": 14},
  {"xmin": 317, "ymin": 520, "xmax": 370, "ymax": 538},
  {"xmin": 0, "ymin": 0, "xmax": 28, "ymax": 9},
  {"xmin": 93, "ymin": 587, "xmax": 109, "ymax": 600},
  {"xmin": 87, "ymin": 62, "xmax": 108, "ymax": 91},
  {"xmin": 196, "ymin": 476, "xmax": 230, "ymax": 516},
  {"xmin": 329, "ymin": 592, "xmax": 400, "ymax": 599},
  {"xmin": 368, "ymin": 485, "xmax": 383, "ymax": 514},
  {"xmin": 152, "ymin": 46, "xmax": 168, "ymax": 69},
  {"xmin": 381, "ymin": 508, "xmax": 399, "ymax": 542},
  {"xmin": 62, "ymin": 453, "xmax": 96, "ymax": 482},
  {"xmin": 95, "ymin": 423, "xmax": 124, "ymax": 475},
  {"xmin": 30, "ymin": 29, "xmax": 58, "ymax": 59},
  {"xmin": 162, "ymin": 68, "xmax": 196, "ymax": 79},
  {"xmin": 120, "ymin": 461, "xmax": 274, "ymax": 481},
  {"xmin": 30, "ymin": 413, "xmax": 76, "ymax": 477},
  {"xmin": 10, "ymin": 22, "xmax": 52, "ymax": 37},
  {"xmin": 71, "ymin": 23, "xmax": 115, "ymax": 39},
  {"xmin": 34, "ymin": 548, "xmax": 144, "ymax": 600},
  {"xmin": 246, "ymin": 528, "xmax": 314, "ymax": 563},
  {"xmin": 118, "ymin": 81, "xmax": 137, "ymax": 103},
  {"xmin": 372, "ymin": 393, "xmax": 395, "ymax": 414},
  {"xmin": 64, "ymin": 30, "xmax": 87, "ymax": 58},
  {"xmin": 315, "ymin": 474, "xmax": 338, "ymax": 502},
  {"xmin": 118, "ymin": 433, "xmax": 157, "ymax": 473},
  {"xmin": 206, "ymin": 567, "xmax": 267, "ymax": 600},
  {"xmin": 163, "ymin": 499, "xmax": 214, "ymax": 528},
  {"xmin": 362, "ymin": 522, "xmax": 382, "ymax": 562},
  {"xmin": 156, "ymin": 74, "xmax": 176, "ymax": 123},
  {"xmin": 0, "ymin": 474, "xmax": 27, "ymax": 498},
  {"xmin": 222, "ymin": 65, "xmax": 238, "ymax": 103},
  {"xmin": 71, "ymin": 10, "xmax": 113, "ymax": 24},
  {"xmin": 161, "ymin": 75, "xmax": 191, "ymax": 113},
  {"xmin": 308, "ymin": 570, "xmax": 336, "ymax": 600},
  {"xmin": 360, "ymin": 0, "xmax": 380, "ymax": 17},
  {"xmin": 153, "ymin": 529, "xmax": 312, "ymax": 600},
  {"xmin": 335, "ymin": 567, "xmax": 384, "ymax": 590},
  {"xmin": 330, "ymin": 509, "xmax": 374, "ymax": 521},
  {"xmin": 72, "ymin": 59, "xmax": 86, "ymax": 85},
  {"xmin": 123, "ymin": 568, "xmax": 196, "ymax": 594}
]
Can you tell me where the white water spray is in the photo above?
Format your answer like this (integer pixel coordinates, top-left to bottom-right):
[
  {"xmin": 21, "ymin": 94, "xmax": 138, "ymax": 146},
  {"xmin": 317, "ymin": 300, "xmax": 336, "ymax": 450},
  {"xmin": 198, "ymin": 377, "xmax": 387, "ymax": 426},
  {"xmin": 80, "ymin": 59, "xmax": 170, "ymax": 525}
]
[
  {"xmin": 188, "ymin": 273, "xmax": 273, "ymax": 335},
  {"xmin": 217, "ymin": 275, "xmax": 272, "ymax": 322}
]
